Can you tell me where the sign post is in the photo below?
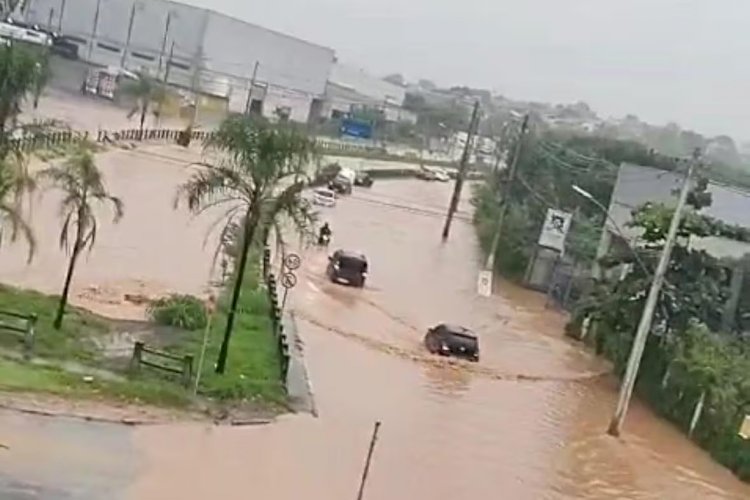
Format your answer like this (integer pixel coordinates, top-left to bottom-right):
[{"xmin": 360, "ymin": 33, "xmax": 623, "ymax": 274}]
[
  {"xmin": 538, "ymin": 209, "xmax": 573, "ymax": 253},
  {"xmin": 281, "ymin": 271, "xmax": 298, "ymax": 310},
  {"xmin": 477, "ymin": 270, "xmax": 492, "ymax": 297}
]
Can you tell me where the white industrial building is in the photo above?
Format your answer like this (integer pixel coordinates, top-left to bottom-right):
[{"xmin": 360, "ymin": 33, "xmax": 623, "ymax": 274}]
[
  {"xmin": 323, "ymin": 63, "xmax": 416, "ymax": 124},
  {"xmin": 18, "ymin": 0, "xmax": 335, "ymax": 122}
]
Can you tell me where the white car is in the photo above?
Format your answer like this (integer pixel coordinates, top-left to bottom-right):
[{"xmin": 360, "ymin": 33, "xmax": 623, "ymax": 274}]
[
  {"xmin": 313, "ymin": 188, "xmax": 336, "ymax": 207},
  {"xmin": 433, "ymin": 169, "xmax": 450, "ymax": 182}
]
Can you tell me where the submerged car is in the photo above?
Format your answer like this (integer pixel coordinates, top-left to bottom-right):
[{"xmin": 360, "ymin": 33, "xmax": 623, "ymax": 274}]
[
  {"xmin": 424, "ymin": 323, "xmax": 479, "ymax": 362},
  {"xmin": 327, "ymin": 250, "xmax": 368, "ymax": 287},
  {"xmin": 354, "ymin": 170, "xmax": 373, "ymax": 187}
]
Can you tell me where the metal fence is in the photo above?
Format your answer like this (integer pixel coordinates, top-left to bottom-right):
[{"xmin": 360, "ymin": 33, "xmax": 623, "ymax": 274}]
[
  {"xmin": 262, "ymin": 247, "xmax": 291, "ymax": 382},
  {"xmin": 0, "ymin": 310, "xmax": 37, "ymax": 359},
  {"xmin": 129, "ymin": 341, "xmax": 194, "ymax": 387}
]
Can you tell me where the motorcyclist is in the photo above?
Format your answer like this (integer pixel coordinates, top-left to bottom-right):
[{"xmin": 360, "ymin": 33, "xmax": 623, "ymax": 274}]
[{"xmin": 318, "ymin": 222, "xmax": 332, "ymax": 245}]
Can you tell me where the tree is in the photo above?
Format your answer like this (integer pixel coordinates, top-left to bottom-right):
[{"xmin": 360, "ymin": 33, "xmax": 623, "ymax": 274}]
[
  {"xmin": 175, "ymin": 116, "xmax": 316, "ymax": 374},
  {"xmin": 0, "ymin": 43, "xmax": 51, "ymax": 257},
  {"xmin": 39, "ymin": 145, "xmax": 124, "ymax": 329},
  {"xmin": 121, "ymin": 72, "xmax": 166, "ymax": 138},
  {"xmin": 32, "ymin": 53, "xmax": 50, "ymax": 110}
]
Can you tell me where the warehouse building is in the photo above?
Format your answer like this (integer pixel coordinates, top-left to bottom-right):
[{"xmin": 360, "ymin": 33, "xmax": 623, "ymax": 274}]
[{"xmin": 19, "ymin": 0, "xmax": 335, "ymax": 122}]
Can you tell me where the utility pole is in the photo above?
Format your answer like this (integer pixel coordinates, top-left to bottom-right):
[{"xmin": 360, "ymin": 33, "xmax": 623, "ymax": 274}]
[
  {"xmin": 244, "ymin": 61, "xmax": 259, "ymax": 115},
  {"xmin": 58, "ymin": 0, "xmax": 66, "ymax": 31},
  {"xmin": 121, "ymin": 1, "xmax": 139, "ymax": 68},
  {"xmin": 156, "ymin": 10, "xmax": 172, "ymax": 79},
  {"xmin": 442, "ymin": 100, "xmax": 480, "ymax": 240},
  {"xmin": 356, "ymin": 421, "xmax": 382, "ymax": 500},
  {"xmin": 86, "ymin": 0, "xmax": 101, "ymax": 62},
  {"xmin": 187, "ymin": 46, "xmax": 204, "ymax": 129},
  {"xmin": 484, "ymin": 114, "xmax": 529, "ymax": 271},
  {"xmin": 607, "ymin": 148, "xmax": 701, "ymax": 437}
]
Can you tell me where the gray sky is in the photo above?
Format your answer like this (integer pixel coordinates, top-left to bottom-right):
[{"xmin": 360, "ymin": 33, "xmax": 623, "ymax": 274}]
[{"xmin": 186, "ymin": 0, "xmax": 749, "ymax": 141}]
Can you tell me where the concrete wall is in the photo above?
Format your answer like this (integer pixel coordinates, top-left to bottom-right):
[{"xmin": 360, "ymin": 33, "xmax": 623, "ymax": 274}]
[
  {"xmin": 20, "ymin": 0, "xmax": 334, "ymax": 122},
  {"xmin": 328, "ymin": 63, "xmax": 405, "ymax": 106},
  {"xmin": 604, "ymin": 162, "xmax": 750, "ymax": 258}
]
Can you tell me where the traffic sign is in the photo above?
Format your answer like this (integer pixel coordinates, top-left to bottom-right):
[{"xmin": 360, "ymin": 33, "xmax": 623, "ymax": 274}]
[
  {"xmin": 477, "ymin": 270, "xmax": 492, "ymax": 297},
  {"xmin": 281, "ymin": 272, "xmax": 298, "ymax": 289},
  {"xmin": 283, "ymin": 253, "xmax": 301, "ymax": 271}
]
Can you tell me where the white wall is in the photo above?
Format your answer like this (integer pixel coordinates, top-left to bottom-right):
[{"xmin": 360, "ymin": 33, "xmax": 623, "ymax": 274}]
[
  {"xmin": 21, "ymin": 0, "xmax": 335, "ymax": 122},
  {"xmin": 328, "ymin": 63, "xmax": 405, "ymax": 106}
]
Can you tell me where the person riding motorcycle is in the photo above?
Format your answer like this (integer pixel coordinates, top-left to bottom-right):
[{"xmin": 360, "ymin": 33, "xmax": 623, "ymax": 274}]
[{"xmin": 318, "ymin": 223, "xmax": 332, "ymax": 245}]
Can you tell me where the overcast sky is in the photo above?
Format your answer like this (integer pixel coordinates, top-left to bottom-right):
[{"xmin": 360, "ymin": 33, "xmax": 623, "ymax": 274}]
[{"xmin": 186, "ymin": 0, "xmax": 749, "ymax": 141}]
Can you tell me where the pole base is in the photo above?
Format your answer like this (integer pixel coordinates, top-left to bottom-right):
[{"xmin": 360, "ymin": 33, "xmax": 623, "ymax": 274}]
[{"xmin": 606, "ymin": 418, "xmax": 621, "ymax": 437}]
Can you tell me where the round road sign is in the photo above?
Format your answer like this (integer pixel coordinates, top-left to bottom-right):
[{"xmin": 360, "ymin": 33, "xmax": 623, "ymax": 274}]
[
  {"xmin": 283, "ymin": 253, "xmax": 301, "ymax": 271},
  {"xmin": 281, "ymin": 272, "xmax": 298, "ymax": 289}
]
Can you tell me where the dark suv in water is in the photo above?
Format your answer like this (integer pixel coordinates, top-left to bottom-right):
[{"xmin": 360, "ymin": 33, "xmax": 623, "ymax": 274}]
[
  {"xmin": 327, "ymin": 250, "xmax": 368, "ymax": 287},
  {"xmin": 424, "ymin": 323, "xmax": 479, "ymax": 362}
]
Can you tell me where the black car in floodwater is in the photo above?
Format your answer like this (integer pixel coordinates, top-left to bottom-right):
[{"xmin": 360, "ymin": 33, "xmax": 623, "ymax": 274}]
[
  {"xmin": 354, "ymin": 171, "xmax": 373, "ymax": 187},
  {"xmin": 424, "ymin": 323, "xmax": 480, "ymax": 362},
  {"xmin": 327, "ymin": 250, "xmax": 368, "ymax": 287}
]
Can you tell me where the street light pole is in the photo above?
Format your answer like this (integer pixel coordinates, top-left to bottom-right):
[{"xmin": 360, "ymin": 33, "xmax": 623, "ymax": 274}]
[
  {"xmin": 606, "ymin": 149, "xmax": 700, "ymax": 437},
  {"xmin": 442, "ymin": 100, "xmax": 480, "ymax": 241},
  {"xmin": 484, "ymin": 114, "xmax": 529, "ymax": 271},
  {"xmin": 572, "ymin": 184, "xmax": 650, "ymax": 277}
]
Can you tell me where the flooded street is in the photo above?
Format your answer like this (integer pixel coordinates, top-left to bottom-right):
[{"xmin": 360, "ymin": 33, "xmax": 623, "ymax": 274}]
[
  {"xmin": 2, "ymin": 179, "xmax": 750, "ymax": 499},
  {"xmin": 129, "ymin": 180, "xmax": 750, "ymax": 499}
]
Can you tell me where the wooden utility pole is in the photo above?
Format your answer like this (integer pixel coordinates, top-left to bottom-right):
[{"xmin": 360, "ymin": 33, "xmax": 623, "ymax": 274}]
[
  {"xmin": 244, "ymin": 61, "xmax": 260, "ymax": 115},
  {"xmin": 356, "ymin": 421, "xmax": 382, "ymax": 500},
  {"xmin": 442, "ymin": 100, "xmax": 480, "ymax": 240},
  {"xmin": 484, "ymin": 114, "xmax": 529, "ymax": 271},
  {"xmin": 607, "ymin": 149, "xmax": 701, "ymax": 437}
]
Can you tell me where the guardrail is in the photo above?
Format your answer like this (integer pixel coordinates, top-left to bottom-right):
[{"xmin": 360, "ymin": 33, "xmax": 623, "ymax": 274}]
[
  {"xmin": 262, "ymin": 247, "xmax": 291, "ymax": 382},
  {"xmin": 96, "ymin": 128, "xmax": 215, "ymax": 144},
  {"xmin": 0, "ymin": 310, "xmax": 37, "ymax": 359},
  {"xmin": 129, "ymin": 341, "xmax": 194, "ymax": 387},
  {"xmin": 10, "ymin": 130, "xmax": 89, "ymax": 152}
]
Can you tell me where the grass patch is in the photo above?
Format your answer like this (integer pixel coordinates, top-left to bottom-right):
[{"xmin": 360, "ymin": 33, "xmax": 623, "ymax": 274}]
[
  {"xmin": 148, "ymin": 294, "xmax": 208, "ymax": 330},
  {"xmin": 0, "ymin": 283, "xmax": 111, "ymax": 363},
  {"xmin": 0, "ymin": 358, "xmax": 190, "ymax": 408},
  {"xmin": 170, "ymin": 266, "xmax": 285, "ymax": 406}
]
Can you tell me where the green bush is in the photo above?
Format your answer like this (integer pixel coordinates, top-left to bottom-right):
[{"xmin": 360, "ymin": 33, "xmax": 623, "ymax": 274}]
[{"xmin": 148, "ymin": 294, "xmax": 208, "ymax": 330}]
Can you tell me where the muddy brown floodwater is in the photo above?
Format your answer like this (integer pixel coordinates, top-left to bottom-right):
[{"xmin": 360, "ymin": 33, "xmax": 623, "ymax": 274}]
[{"xmin": 128, "ymin": 180, "xmax": 750, "ymax": 500}]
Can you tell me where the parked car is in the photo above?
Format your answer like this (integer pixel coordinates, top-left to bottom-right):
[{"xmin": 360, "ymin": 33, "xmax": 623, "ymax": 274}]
[
  {"xmin": 416, "ymin": 167, "xmax": 438, "ymax": 181},
  {"xmin": 327, "ymin": 250, "xmax": 368, "ymax": 287},
  {"xmin": 424, "ymin": 323, "xmax": 480, "ymax": 362},
  {"xmin": 312, "ymin": 188, "xmax": 336, "ymax": 207},
  {"xmin": 431, "ymin": 168, "xmax": 450, "ymax": 182},
  {"xmin": 329, "ymin": 167, "xmax": 356, "ymax": 194},
  {"xmin": 51, "ymin": 36, "xmax": 79, "ymax": 59},
  {"xmin": 354, "ymin": 171, "xmax": 373, "ymax": 187}
]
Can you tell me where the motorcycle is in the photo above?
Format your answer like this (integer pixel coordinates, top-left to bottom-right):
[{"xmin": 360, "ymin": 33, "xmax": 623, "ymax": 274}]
[{"xmin": 318, "ymin": 233, "xmax": 331, "ymax": 247}]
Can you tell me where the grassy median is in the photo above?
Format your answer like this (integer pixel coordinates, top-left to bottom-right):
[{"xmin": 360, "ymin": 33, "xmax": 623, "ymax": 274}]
[{"xmin": 0, "ymin": 267, "xmax": 284, "ymax": 412}]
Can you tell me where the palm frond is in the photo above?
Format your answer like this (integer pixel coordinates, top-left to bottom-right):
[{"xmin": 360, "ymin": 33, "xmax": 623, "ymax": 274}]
[{"xmin": 0, "ymin": 201, "xmax": 35, "ymax": 262}]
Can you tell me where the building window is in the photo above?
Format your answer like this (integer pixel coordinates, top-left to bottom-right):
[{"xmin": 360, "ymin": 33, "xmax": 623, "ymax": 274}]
[
  {"xmin": 65, "ymin": 35, "xmax": 87, "ymax": 44},
  {"xmin": 168, "ymin": 60, "xmax": 190, "ymax": 71},
  {"xmin": 131, "ymin": 51, "xmax": 155, "ymax": 61},
  {"xmin": 97, "ymin": 42, "xmax": 120, "ymax": 53}
]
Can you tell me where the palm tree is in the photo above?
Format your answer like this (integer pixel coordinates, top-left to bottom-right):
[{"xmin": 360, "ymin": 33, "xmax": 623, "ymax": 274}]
[
  {"xmin": 121, "ymin": 72, "xmax": 166, "ymax": 139},
  {"xmin": 39, "ymin": 145, "xmax": 124, "ymax": 329},
  {"xmin": 176, "ymin": 116, "xmax": 316, "ymax": 374},
  {"xmin": 0, "ymin": 43, "xmax": 51, "ymax": 257}
]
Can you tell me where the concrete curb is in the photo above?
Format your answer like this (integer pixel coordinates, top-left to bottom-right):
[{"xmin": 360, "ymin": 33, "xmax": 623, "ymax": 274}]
[
  {"xmin": 284, "ymin": 311, "xmax": 318, "ymax": 417},
  {"xmin": 0, "ymin": 399, "xmax": 274, "ymax": 428}
]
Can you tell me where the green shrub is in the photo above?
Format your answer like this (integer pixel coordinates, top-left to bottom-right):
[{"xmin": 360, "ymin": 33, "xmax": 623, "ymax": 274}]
[{"xmin": 148, "ymin": 294, "xmax": 208, "ymax": 330}]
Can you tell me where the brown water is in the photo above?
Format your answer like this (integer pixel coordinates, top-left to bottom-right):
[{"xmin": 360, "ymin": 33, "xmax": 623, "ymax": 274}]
[{"xmin": 127, "ymin": 180, "xmax": 750, "ymax": 500}]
